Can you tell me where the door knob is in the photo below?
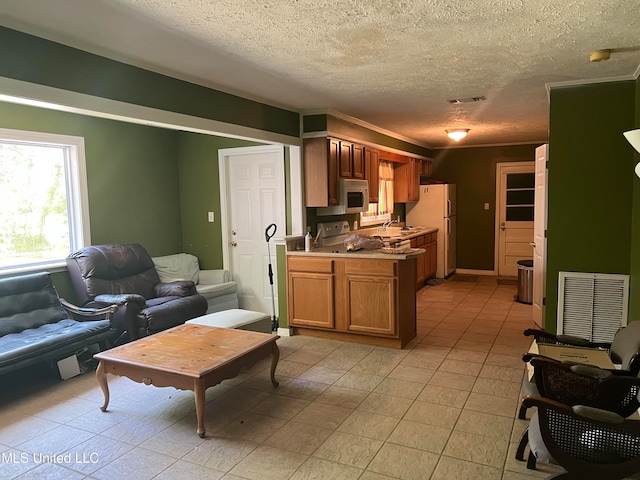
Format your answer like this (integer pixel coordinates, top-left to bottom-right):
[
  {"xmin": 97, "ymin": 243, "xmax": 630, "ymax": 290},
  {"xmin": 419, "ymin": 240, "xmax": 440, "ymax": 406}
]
[
  {"xmin": 230, "ymin": 241, "xmax": 237, "ymax": 247},
  {"xmin": 232, "ymin": 230, "xmax": 236, "ymax": 236},
  {"xmin": 500, "ymin": 222, "xmax": 506, "ymax": 231},
  {"xmin": 530, "ymin": 242, "xmax": 536, "ymax": 247}
]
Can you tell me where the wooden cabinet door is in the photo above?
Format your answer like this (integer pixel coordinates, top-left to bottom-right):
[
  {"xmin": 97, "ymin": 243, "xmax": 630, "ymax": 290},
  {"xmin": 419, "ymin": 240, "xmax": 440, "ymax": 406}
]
[
  {"xmin": 426, "ymin": 235, "xmax": 437, "ymax": 279},
  {"xmin": 288, "ymin": 271, "xmax": 335, "ymax": 329},
  {"xmin": 339, "ymin": 141, "xmax": 353, "ymax": 178},
  {"xmin": 288, "ymin": 258, "xmax": 335, "ymax": 329},
  {"xmin": 408, "ymin": 158, "xmax": 420, "ymax": 202},
  {"xmin": 365, "ymin": 148, "xmax": 379, "ymax": 203},
  {"xmin": 345, "ymin": 274, "xmax": 396, "ymax": 336},
  {"xmin": 411, "ymin": 237, "xmax": 425, "ymax": 288},
  {"xmin": 420, "ymin": 159, "xmax": 433, "ymax": 177},
  {"xmin": 393, "ymin": 158, "xmax": 420, "ymax": 203},
  {"xmin": 352, "ymin": 144, "xmax": 365, "ymax": 179},
  {"xmin": 343, "ymin": 259, "xmax": 396, "ymax": 336},
  {"xmin": 328, "ymin": 138, "xmax": 340, "ymax": 205}
]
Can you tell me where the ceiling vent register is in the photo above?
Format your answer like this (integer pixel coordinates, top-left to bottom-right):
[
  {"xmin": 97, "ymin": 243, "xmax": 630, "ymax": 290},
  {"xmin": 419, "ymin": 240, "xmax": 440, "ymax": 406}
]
[{"xmin": 447, "ymin": 96, "xmax": 486, "ymax": 104}]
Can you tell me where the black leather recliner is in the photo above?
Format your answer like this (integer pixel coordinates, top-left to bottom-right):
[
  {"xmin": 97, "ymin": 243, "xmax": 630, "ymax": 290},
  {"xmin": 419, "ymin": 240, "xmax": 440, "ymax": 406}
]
[{"xmin": 66, "ymin": 243, "xmax": 208, "ymax": 343}]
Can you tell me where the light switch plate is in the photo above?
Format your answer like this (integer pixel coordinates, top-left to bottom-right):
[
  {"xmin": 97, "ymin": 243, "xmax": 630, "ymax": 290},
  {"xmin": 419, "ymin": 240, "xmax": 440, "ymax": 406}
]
[
  {"xmin": 484, "ymin": 203, "xmax": 490, "ymax": 210},
  {"xmin": 208, "ymin": 212, "xmax": 214, "ymax": 222}
]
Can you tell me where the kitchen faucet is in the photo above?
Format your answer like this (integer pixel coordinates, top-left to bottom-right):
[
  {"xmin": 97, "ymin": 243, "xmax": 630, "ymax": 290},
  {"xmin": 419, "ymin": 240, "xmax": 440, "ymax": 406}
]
[{"xmin": 381, "ymin": 219, "xmax": 398, "ymax": 231}]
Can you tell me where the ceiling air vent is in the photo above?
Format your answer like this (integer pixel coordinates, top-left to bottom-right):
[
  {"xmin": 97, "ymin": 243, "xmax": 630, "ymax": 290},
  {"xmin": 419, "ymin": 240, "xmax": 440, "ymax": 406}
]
[{"xmin": 447, "ymin": 96, "xmax": 486, "ymax": 104}]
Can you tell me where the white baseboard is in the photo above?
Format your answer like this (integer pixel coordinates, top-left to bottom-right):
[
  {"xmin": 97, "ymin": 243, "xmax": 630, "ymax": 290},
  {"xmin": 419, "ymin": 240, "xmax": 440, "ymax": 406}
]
[
  {"xmin": 277, "ymin": 327, "xmax": 291, "ymax": 336},
  {"xmin": 455, "ymin": 268, "xmax": 497, "ymax": 276}
]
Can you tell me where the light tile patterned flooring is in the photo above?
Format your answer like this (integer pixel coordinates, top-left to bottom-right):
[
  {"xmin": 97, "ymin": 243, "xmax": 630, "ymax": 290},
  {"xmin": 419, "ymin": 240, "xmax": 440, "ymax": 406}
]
[{"xmin": 0, "ymin": 276, "xmax": 569, "ymax": 479}]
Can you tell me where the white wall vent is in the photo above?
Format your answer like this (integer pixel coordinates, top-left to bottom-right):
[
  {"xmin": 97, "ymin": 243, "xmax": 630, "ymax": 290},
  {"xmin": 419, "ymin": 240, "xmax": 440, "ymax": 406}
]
[{"xmin": 557, "ymin": 272, "xmax": 629, "ymax": 343}]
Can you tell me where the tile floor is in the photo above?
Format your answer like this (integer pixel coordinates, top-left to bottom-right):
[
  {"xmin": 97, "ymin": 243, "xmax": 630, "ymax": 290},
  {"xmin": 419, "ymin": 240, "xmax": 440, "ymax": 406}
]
[{"xmin": 0, "ymin": 276, "xmax": 570, "ymax": 479}]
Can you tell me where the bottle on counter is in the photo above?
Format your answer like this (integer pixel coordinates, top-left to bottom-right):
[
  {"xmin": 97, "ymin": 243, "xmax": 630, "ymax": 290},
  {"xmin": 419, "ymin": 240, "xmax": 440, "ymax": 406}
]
[{"xmin": 305, "ymin": 232, "xmax": 312, "ymax": 252}]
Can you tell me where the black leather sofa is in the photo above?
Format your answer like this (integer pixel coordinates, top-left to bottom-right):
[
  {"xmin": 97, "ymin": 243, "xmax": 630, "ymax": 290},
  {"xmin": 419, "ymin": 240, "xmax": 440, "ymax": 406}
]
[
  {"xmin": 66, "ymin": 243, "xmax": 208, "ymax": 343},
  {"xmin": 0, "ymin": 272, "xmax": 114, "ymax": 376}
]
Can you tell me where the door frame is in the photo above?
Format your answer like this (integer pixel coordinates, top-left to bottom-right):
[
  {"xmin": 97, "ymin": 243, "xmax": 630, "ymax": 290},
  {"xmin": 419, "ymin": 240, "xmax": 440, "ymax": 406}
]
[
  {"xmin": 494, "ymin": 161, "xmax": 536, "ymax": 276},
  {"xmin": 219, "ymin": 144, "xmax": 295, "ymax": 272}
]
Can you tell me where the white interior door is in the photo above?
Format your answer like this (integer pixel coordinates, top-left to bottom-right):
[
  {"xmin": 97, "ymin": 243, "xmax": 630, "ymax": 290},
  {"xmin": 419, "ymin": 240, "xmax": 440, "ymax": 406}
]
[
  {"xmin": 219, "ymin": 145, "xmax": 285, "ymax": 314},
  {"xmin": 533, "ymin": 145, "xmax": 548, "ymax": 327},
  {"xmin": 496, "ymin": 162, "xmax": 535, "ymax": 276}
]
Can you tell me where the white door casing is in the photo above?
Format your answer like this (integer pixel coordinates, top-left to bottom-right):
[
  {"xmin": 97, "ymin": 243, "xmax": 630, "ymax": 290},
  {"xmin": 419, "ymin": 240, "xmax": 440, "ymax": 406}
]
[
  {"xmin": 219, "ymin": 145, "xmax": 286, "ymax": 314},
  {"xmin": 495, "ymin": 162, "xmax": 535, "ymax": 277},
  {"xmin": 533, "ymin": 144, "xmax": 548, "ymax": 328}
]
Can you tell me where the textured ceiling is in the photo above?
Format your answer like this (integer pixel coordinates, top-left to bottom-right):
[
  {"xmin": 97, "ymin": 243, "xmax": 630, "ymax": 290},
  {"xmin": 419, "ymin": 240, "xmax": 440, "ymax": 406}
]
[{"xmin": 1, "ymin": 0, "xmax": 639, "ymax": 147}]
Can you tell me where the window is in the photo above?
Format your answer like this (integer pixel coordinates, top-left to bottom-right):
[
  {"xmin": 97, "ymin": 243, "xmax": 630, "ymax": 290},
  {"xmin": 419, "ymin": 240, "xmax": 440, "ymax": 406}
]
[
  {"xmin": 360, "ymin": 160, "xmax": 394, "ymax": 227},
  {"xmin": 505, "ymin": 172, "xmax": 535, "ymax": 221},
  {"xmin": 0, "ymin": 128, "xmax": 90, "ymax": 274}
]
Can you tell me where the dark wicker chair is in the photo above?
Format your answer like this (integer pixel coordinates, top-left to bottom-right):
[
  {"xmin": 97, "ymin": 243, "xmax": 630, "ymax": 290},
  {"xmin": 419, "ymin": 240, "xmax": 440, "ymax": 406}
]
[
  {"xmin": 523, "ymin": 321, "xmax": 640, "ymax": 375},
  {"xmin": 518, "ymin": 353, "xmax": 640, "ymax": 420},
  {"xmin": 516, "ymin": 355, "xmax": 640, "ymax": 471},
  {"xmin": 519, "ymin": 395, "xmax": 640, "ymax": 479}
]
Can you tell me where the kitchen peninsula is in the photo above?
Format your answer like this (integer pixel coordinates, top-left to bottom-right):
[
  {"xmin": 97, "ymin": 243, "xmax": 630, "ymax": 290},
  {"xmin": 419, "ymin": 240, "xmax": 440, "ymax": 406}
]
[{"xmin": 285, "ymin": 226, "xmax": 435, "ymax": 349}]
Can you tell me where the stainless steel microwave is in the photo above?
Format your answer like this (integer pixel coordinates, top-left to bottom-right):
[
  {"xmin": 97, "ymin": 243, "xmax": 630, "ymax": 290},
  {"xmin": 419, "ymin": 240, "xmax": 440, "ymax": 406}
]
[{"xmin": 317, "ymin": 178, "xmax": 369, "ymax": 216}]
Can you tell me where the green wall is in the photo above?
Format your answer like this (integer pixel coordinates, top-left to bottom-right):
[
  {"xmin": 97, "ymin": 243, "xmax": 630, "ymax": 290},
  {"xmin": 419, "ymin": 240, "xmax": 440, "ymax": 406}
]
[
  {"xmin": 177, "ymin": 133, "xmax": 262, "ymax": 269},
  {"xmin": 431, "ymin": 144, "xmax": 538, "ymax": 271},
  {"xmin": 0, "ymin": 102, "xmax": 184, "ymax": 251},
  {"xmin": 0, "ymin": 101, "xmax": 273, "ymax": 301},
  {"xmin": 545, "ymin": 81, "xmax": 637, "ymax": 332},
  {"xmin": 0, "ymin": 102, "xmax": 187, "ymax": 299},
  {"xmin": 629, "ymin": 79, "xmax": 640, "ymax": 319},
  {"xmin": 0, "ymin": 27, "xmax": 299, "ymax": 138}
]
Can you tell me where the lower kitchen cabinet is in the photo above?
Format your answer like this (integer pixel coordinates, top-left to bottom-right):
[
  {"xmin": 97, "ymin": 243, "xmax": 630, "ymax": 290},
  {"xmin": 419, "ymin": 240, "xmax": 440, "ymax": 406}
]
[
  {"xmin": 287, "ymin": 255, "xmax": 417, "ymax": 348},
  {"xmin": 411, "ymin": 231, "xmax": 437, "ymax": 289},
  {"xmin": 345, "ymin": 259, "xmax": 396, "ymax": 336},
  {"xmin": 287, "ymin": 257, "xmax": 335, "ymax": 329}
]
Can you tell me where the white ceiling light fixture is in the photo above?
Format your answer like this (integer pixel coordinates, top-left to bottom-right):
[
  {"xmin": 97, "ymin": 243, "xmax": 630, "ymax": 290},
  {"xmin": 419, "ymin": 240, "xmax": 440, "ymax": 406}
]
[
  {"xmin": 623, "ymin": 129, "xmax": 640, "ymax": 177},
  {"xmin": 589, "ymin": 49, "xmax": 611, "ymax": 62},
  {"xmin": 446, "ymin": 129, "xmax": 470, "ymax": 141}
]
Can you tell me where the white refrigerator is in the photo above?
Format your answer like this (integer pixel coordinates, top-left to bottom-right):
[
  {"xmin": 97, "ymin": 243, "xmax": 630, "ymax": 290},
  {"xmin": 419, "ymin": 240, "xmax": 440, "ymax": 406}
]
[{"xmin": 406, "ymin": 184, "xmax": 456, "ymax": 278}]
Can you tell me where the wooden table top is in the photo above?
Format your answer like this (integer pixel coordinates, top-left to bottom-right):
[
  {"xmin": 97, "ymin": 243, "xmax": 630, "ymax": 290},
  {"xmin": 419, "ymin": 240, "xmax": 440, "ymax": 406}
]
[{"xmin": 94, "ymin": 324, "xmax": 279, "ymax": 378}]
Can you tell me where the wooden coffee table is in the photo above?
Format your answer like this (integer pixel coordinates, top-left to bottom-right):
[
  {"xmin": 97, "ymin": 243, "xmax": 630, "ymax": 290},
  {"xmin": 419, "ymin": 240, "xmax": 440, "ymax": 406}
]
[{"xmin": 94, "ymin": 323, "xmax": 280, "ymax": 437}]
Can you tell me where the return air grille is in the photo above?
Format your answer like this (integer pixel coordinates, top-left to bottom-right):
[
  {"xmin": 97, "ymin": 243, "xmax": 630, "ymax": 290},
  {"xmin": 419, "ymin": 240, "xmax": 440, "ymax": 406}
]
[
  {"xmin": 447, "ymin": 96, "xmax": 486, "ymax": 104},
  {"xmin": 557, "ymin": 272, "xmax": 629, "ymax": 343}
]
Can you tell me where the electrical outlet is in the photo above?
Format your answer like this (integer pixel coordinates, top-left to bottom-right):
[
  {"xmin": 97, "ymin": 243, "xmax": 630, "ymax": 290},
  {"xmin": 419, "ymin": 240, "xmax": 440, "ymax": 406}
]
[{"xmin": 208, "ymin": 212, "xmax": 214, "ymax": 222}]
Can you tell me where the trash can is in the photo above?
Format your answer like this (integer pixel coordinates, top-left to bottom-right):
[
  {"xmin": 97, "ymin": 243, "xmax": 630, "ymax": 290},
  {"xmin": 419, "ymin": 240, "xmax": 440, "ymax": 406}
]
[{"xmin": 516, "ymin": 260, "xmax": 533, "ymax": 304}]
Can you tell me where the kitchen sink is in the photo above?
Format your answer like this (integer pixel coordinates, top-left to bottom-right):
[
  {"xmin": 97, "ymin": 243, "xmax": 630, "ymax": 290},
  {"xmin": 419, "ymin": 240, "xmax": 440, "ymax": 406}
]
[{"xmin": 369, "ymin": 226, "xmax": 405, "ymax": 238}]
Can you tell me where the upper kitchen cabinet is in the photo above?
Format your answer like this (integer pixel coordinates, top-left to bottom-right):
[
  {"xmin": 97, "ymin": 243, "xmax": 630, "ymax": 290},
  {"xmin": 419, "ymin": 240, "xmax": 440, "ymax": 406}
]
[
  {"xmin": 339, "ymin": 140, "xmax": 365, "ymax": 179},
  {"xmin": 304, "ymin": 137, "xmax": 339, "ymax": 207},
  {"xmin": 394, "ymin": 157, "xmax": 421, "ymax": 203},
  {"xmin": 352, "ymin": 143, "xmax": 365, "ymax": 179},
  {"xmin": 420, "ymin": 158, "xmax": 433, "ymax": 177},
  {"xmin": 304, "ymin": 137, "xmax": 369, "ymax": 207},
  {"xmin": 393, "ymin": 158, "xmax": 433, "ymax": 203},
  {"xmin": 364, "ymin": 148, "xmax": 380, "ymax": 203}
]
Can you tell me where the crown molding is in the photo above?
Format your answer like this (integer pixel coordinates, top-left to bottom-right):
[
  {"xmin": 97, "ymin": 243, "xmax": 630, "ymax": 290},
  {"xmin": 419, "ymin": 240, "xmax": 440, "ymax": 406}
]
[
  {"xmin": 545, "ymin": 71, "xmax": 639, "ymax": 94},
  {"xmin": 302, "ymin": 108, "xmax": 434, "ymax": 149}
]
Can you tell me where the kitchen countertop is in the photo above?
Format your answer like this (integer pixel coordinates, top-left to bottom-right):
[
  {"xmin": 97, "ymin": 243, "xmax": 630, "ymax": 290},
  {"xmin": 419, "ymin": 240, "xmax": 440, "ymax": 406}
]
[{"xmin": 286, "ymin": 226, "xmax": 437, "ymax": 260}]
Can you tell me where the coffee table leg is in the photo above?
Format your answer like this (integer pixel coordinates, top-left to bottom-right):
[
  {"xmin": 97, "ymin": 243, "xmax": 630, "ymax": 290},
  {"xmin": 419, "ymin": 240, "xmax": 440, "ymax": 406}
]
[
  {"xmin": 270, "ymin": 342, "xmax": 280, "ymax": 387},
  {"xmin": 194, "ymin": 381, "xmax": 206, "ymax": 438},
  {"xmin": 96, "ymin": 360, "xmax": 110, "ymax": 412}
]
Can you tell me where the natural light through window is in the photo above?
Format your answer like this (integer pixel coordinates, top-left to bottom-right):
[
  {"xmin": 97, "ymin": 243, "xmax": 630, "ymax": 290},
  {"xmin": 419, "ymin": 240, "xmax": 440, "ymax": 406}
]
[
  {"xmin": 0, "ymin": 128, "xmax": 90, "ymax": 274},
  {"xmin": 360, "ymin": 160, "xmax": 394, "ymax": 227}
]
